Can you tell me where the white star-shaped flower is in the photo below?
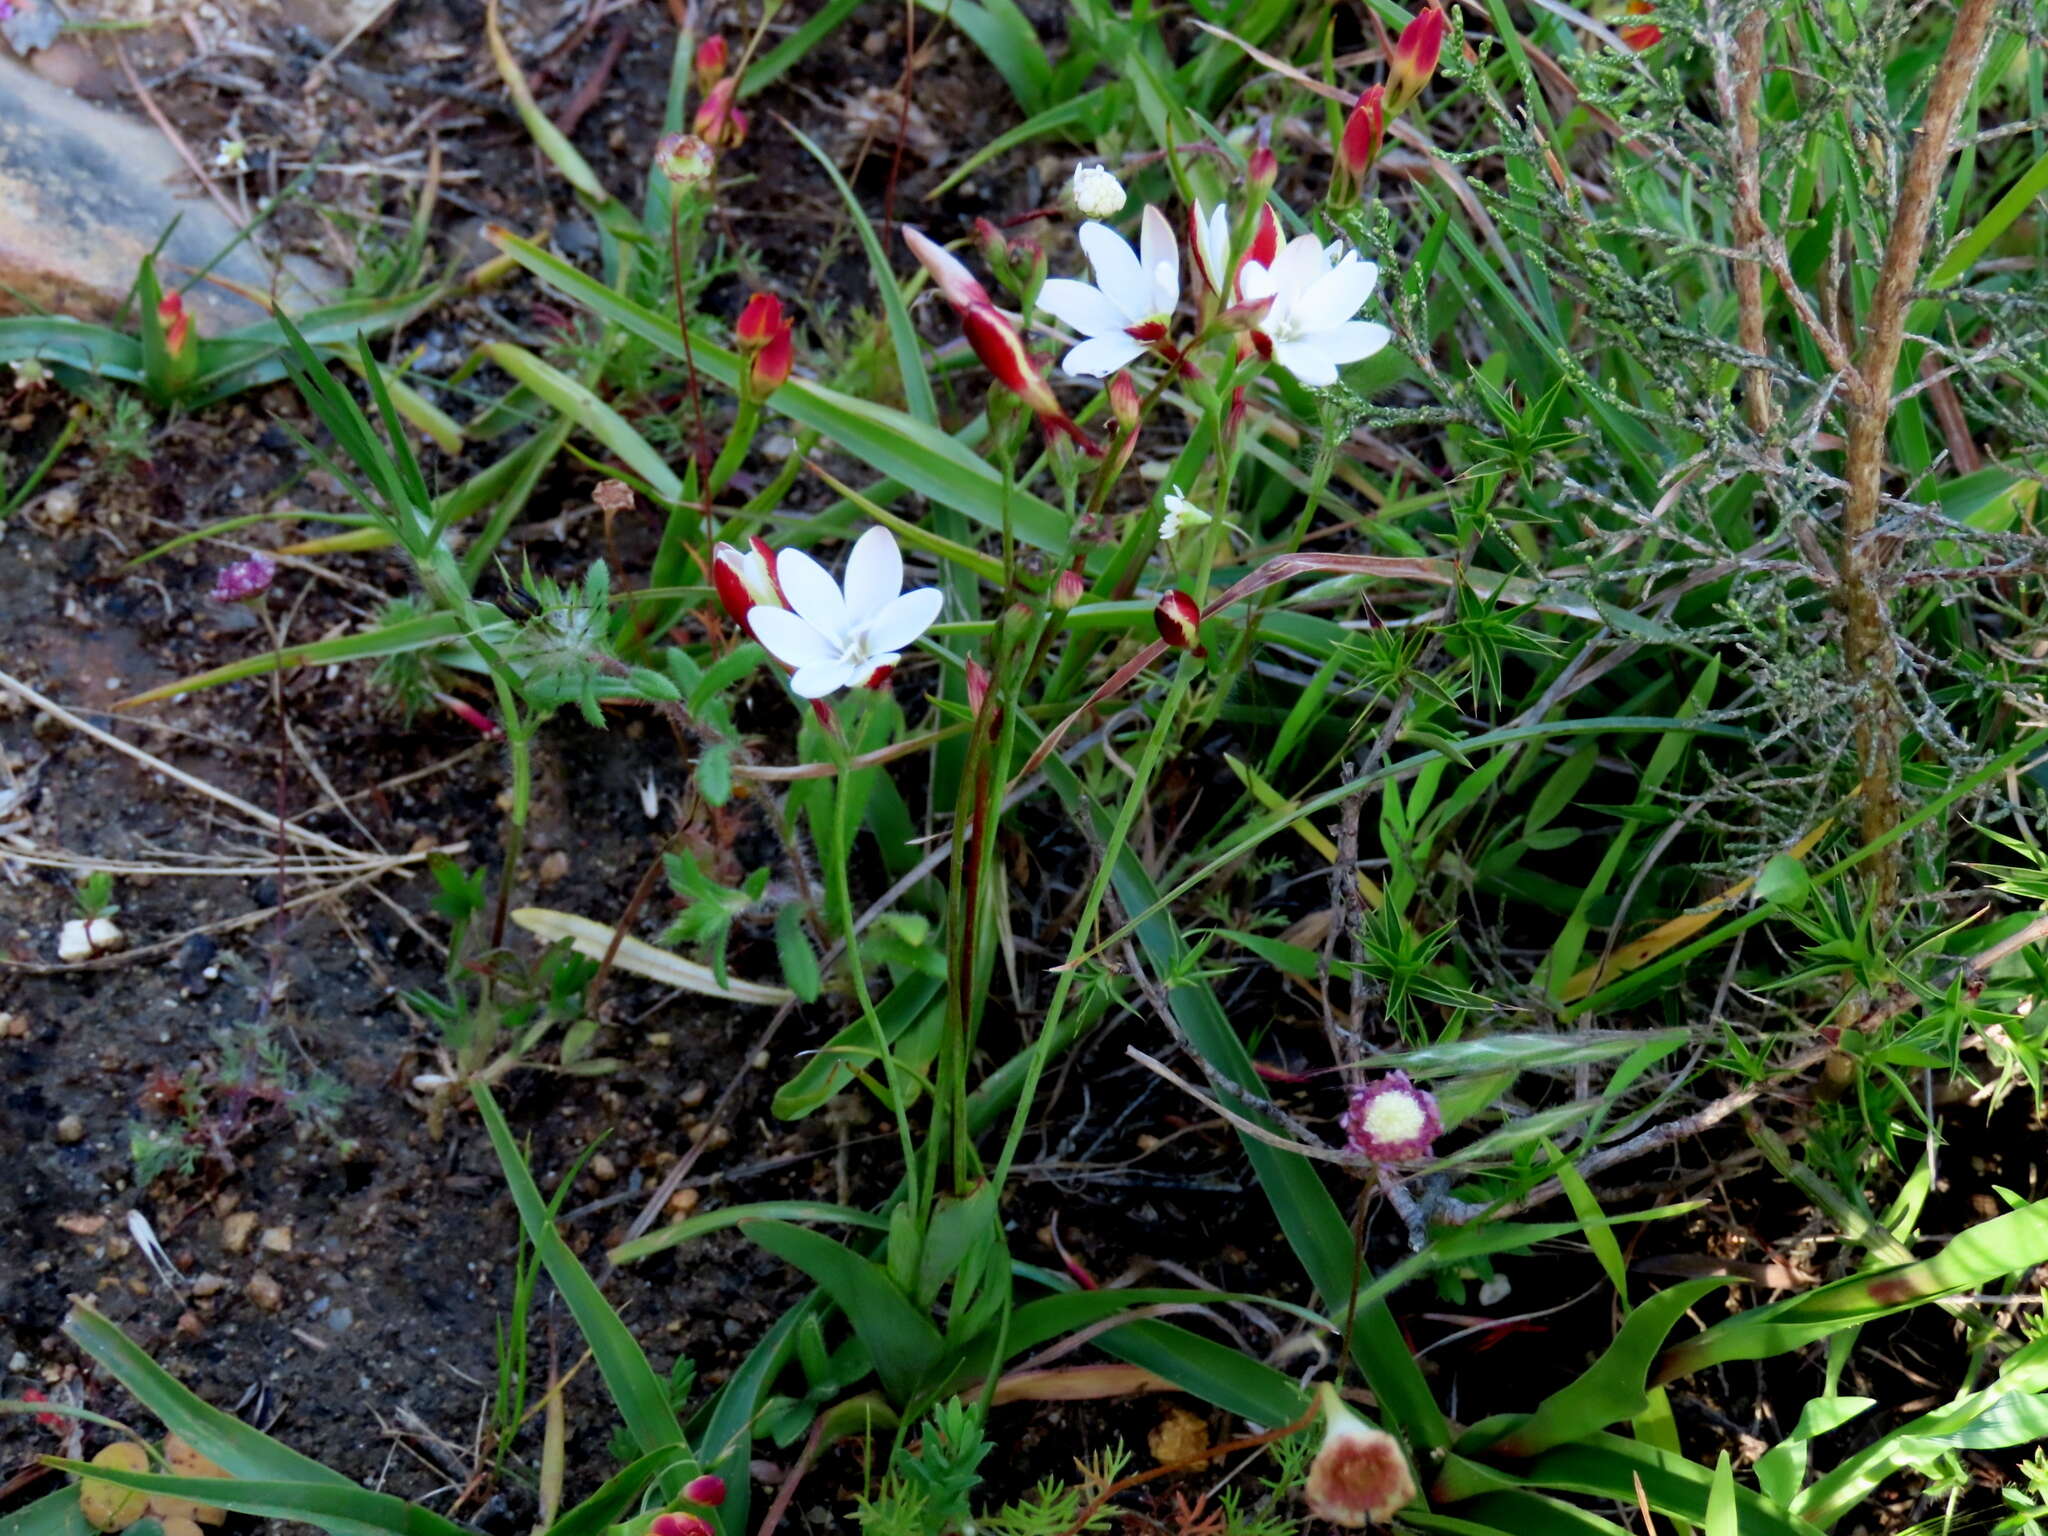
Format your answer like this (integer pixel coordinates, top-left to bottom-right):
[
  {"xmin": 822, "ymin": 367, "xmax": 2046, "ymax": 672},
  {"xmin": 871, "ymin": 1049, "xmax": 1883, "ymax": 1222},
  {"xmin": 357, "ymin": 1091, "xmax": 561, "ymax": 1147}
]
[
  {"xmin": 1238, "ymin": 235, "xmax": 1391, "ymax": 387},
  {"xmin": 1036, "ymin": 205, "xmax": 1179, "ymax": 378},
  {"xmin": 1159, "ymin": 486, "xmax": 1211, "ymax": 540},
  {"xmin": 748, "ymin": 527, "xmax": 943, "ymax": 698}
]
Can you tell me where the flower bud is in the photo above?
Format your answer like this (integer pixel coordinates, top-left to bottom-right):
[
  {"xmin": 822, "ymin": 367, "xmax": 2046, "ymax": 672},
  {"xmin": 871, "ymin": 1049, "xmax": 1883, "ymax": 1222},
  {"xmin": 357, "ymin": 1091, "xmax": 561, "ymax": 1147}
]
[
  {"xmin": 692, "ymin": 77, "xmax": 748, "ymax": 149},
  {"xmin": 1051, "ymin": 567, "xmax": 1085, "ymax": 612},
  {"xmin": 974, "ymin": 216, "xmax": 1011, "ymax": 276},
  {"xmin": 1108, "ymin": 370, "xmax": 1141, "ymax": 433},
  {"xmin": 157, "ymin": 291, "xmax": 193, "ymax": 359},
  {"xmin": 965, "ymin": 658, "xmax": 993, "ymax": 714},
  {"xmin": 1303, "ymin": 1383, "xmax": 1416, "ymax": 1527},
  {"xmin": 712, "ymin": 537, "xmax": 784, "ymax": 637},
  {"xmin": 1339, "ymin": 85, "xmax": 1386, "ymax": 183},
  {"xmin": 1069, "ymin": 161, "xmax": 1126, "ymax": 218},
  {"xmin": 1225, "ymin": 386, "xmax": 1248, "ymax": 452},
  {"xmin": 1619, "ymin": 0, "xmax": 1661, "ymax": 48},
  {"xmin": 1342, "ymin": 1070, "xmax": 1441, "ymax": 1162},
  {"xmin": 693, "ymin": 34, "xmax": 728, "ymax": 93},
  {"xmin": 435, "ymin": 691, "xmax": 501, "ymax": 738},
  {"xmin": 210, "ymin": 554, "xmax": 276, "ymax": 604},
  {"xmin": 682, "ymin": 1475, "xmax": 726, "ymax": 1508},
  {"xmin": 655, "ymin": 132, "xmax": 716, "ymax": 187},
  {"xmin": 650, "ymin": 1516, "xmax": 713, "ymax": 1536},
  {"xmin": 1246, "ymin": 145, "xmax": 1278, "ymax": 196},
  {"xmin": 736, "ymin": 293, "xmax": 794, "ymax": 397},
  {"xmin": 904, "ymin": 226, "xmax": 993, "ymax": 312},
  {"xmin": 1153, "ymin": 590, "xmax": 1206, "ymax": 657},
  {"xmin": 1386, "ymin": 4, "xmax": 1448, "ymax": 117}
]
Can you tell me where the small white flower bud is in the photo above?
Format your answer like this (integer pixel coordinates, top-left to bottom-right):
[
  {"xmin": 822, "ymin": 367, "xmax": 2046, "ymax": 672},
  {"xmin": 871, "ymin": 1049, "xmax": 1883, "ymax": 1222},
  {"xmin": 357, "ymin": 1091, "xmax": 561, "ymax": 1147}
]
[{"xmin": 1069, "ymin": 162, "xmax": 1127, "ymax": 218}]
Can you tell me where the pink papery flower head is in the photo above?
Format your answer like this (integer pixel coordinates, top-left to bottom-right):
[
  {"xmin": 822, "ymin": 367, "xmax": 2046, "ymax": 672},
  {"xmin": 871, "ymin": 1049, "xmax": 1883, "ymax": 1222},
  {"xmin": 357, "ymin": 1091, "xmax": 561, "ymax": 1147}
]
[
  {"xmin": 210, "ymin": 554, "xmax": 276, "ymax": 604},
  {"xmin": 1342, "ymin": 1070, "xmax": 1440, "ymax": 1162},
  {"xmin": 1303, "ymin": 1382, "xmax": 1417, "ymax": 1527}
]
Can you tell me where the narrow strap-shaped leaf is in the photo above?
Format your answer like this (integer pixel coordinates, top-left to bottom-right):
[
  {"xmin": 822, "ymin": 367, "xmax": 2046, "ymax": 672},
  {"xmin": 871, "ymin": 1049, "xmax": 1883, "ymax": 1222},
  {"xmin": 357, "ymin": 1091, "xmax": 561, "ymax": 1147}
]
[
  {"xmin": 471, "ymin": 1086, "xmax": 689, "ymax": 1470},
  {"xmin": 62, "ymin": 1308, "xmax": 354, "ymax": 1487},
  {"xmin": 39, "ymin": 1467, "xmax": 468, "ymax": 1536},
  {"xmin": 742, "ymin": 1220, "xmax": 946, "ymax": 1406}
]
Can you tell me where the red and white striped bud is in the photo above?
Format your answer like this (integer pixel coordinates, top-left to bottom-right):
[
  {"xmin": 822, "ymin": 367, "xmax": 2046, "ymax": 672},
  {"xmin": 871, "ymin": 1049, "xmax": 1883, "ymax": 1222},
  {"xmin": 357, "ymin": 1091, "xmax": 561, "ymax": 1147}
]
[
  {"xmin": 903, "ymin": 226, "xmax": 993, "ymax": 312},
  {"xmin": 1386, "ymin": 5, "xmax": 1448, "ymax": 116},
  {"xmin": 960, "ymin": 303, "xmax": 1100, "ymax": 455},
  {"xmin": 1303, "ymin": 1384, "xmax": 1417, "ymax": 1527},
  {"xmin": 693, "ymin": 35, "xmax": 728, "ymax": 94},
  {"xmin": 1153, "ymin": 590, "xmax": 1206, "ymax": 657},
  {"xmin": 712, "ymin": 537, "xmax": 784, "ymax": 637},
  {"xmin": 650, "ymin": 1516, "xmax": 713, "ymax": 1536},
  {"xmin": 1247, "ymin": 203, "xmax": 1281, "ymax": 271},
  {"xmin": 692, "ymin": 77, "xmax": 748, "ymax": 148},
  {"xmin": 1051, "ymin": 567, "xmax": 1085, "ymax": 612}
]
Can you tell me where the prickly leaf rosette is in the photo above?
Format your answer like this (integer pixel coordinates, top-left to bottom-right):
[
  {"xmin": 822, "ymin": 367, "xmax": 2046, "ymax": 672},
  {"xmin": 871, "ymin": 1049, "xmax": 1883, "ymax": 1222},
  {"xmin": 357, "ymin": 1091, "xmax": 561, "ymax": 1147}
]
[{"xmin": 1342, "ymin": 1070, "xmax": 1440, "ymax": 1162}]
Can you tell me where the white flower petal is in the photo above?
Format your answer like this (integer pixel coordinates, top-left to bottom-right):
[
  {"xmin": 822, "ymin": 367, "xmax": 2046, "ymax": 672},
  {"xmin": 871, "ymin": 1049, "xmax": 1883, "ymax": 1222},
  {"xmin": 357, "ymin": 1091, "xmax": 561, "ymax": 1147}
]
[
  {"xmin": 842, "ymin": 526, "xmax": 903, "ymax": 621},
  {"xmin": 1267, "ymin": 234, "xmax": 1330, "ymax": 308},
  {"xmin": 863, "ymin": 586, "xmax": 944, "ymax": 654},
  {"xmin": 790, "ymin": 658, "xmax": 858, "ymax": 698},
  {"xmin": 1062, "ymin": 332, "xmax": 1147, "ymax": 377},
  {"xmin": 1038, "ymin": 278, "xmax": 1130, "ymax": 340},
  {"xmin": 774, "ymin": 548, "xmax": 850, "ymax": 641},
  {"xmin": 1237, "ymin": 260, "xmax": 1277, "ymax": 306},
  {"xmin": 1314, "ymin": 320, "xmax": 1392, "ymax": 366},
  {"xmin": 1269, "ymin": 335, "xmax": 1341, "ymax": 387},
  {"xmin": 850, "ymin": 653, "xmax": 903, "ymax": 690},
  {"xmin": 1139, "ymin": 204, "xmax": 1178, "ymax": 314},
  {"xmin": 749, "ymin": 606, "xmax": 839, "ymax": 670},
  {"xmin": 1293, "ymin": 256, "xmax": 1380, "ymax": 334},
  {"xmin": 1079, "ymin": 221, "xmax": 1151, "ymax": 321},
  {"xmin": 1192, "ymin": 202, "xmax": 1232, "ymax": 292}
]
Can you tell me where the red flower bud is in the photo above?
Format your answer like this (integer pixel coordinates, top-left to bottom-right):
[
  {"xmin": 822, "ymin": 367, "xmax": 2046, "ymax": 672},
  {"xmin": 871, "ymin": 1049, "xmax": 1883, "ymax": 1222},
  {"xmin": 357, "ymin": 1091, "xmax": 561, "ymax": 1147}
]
[
  {"xmin": 1387, "ymin": 5, "xmax": 1448, "ymax": 116},
  {"xmin": 682, "ymin": 1475, "xmax": 726, "ymax": 1508},
  {"xmin": 1108, "ymin": 370, "xmax": 1141, "ymax": 432},
  {"xmin": 157, "ymin": 291, "xmax": 192, "ymax": 357},
  {"xmin": 965, "ymin": 658, "xmax": 993, "ymax": 714},
  {"xmin": 650, "ymin": 1517, "xmax": 714, "ymax": 1536},
  {"xmin": 1619, "ymin": 1, "xmax": 1661, "ymax": 48},
  {"xmin": 435, "ymin": 691, "xmax": 501, "ymax": 739},
  {"xmin": 693, "ymin": 35, "xmax": 728, "ymax": 93},
  {"xmin": 692, "ymin": 78, "xmax": 748, "ymax": 148},
  {"xmin": 1247, "ymin": 203, "xmax": 1281, "ymax": 273},
  {"xmin": 1052, "ymin": 567, "xmax": 1085, "ymax": 612},
  {"xmin": 1153, "ymin": 590, "xmax": 1206, "ymax": 657},
  {"xmin": 1246, "ymin": 145, "xmax": 1278, "ymax": 195},
  {"xmin": 1340, "ymin": 85, "xmax": 1386, "ymax": 181},
  {"xmin": 736, "ymin": 293, "xmax": 794, "ymax": 397},
  {"xmin": 960, "ymin": 303, "xmax": 1100, "ymax": 456}
]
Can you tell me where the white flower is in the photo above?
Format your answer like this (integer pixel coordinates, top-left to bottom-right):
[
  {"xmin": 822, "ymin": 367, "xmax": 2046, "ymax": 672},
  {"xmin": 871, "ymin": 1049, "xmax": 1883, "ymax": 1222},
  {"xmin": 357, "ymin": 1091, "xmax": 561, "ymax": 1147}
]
[
  {"xmin": 1069, "ymin": 162, "xmax": 1126, "ymax": 218},
  {"xmin": 1239, "ymin": 235, "xmax": 1391, "ymax": 387},
  {"xmin": 1037, "ymin": 205, "xmax": 1179, "ymax": 378},
  {"xmin": 1189, "ymin": 201, "xmax": 1233, "ymax": 295},
  {"xmin": 748, "ymin": 527, "xmax": 943, "ymax": 699},
  {"xmin": 213, "ymin": 139, "xmax": 248, "ymax": 171},
  {"xmin": 1159, "ymin": 486, "xmax": 1211, "ymax": 540}
]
